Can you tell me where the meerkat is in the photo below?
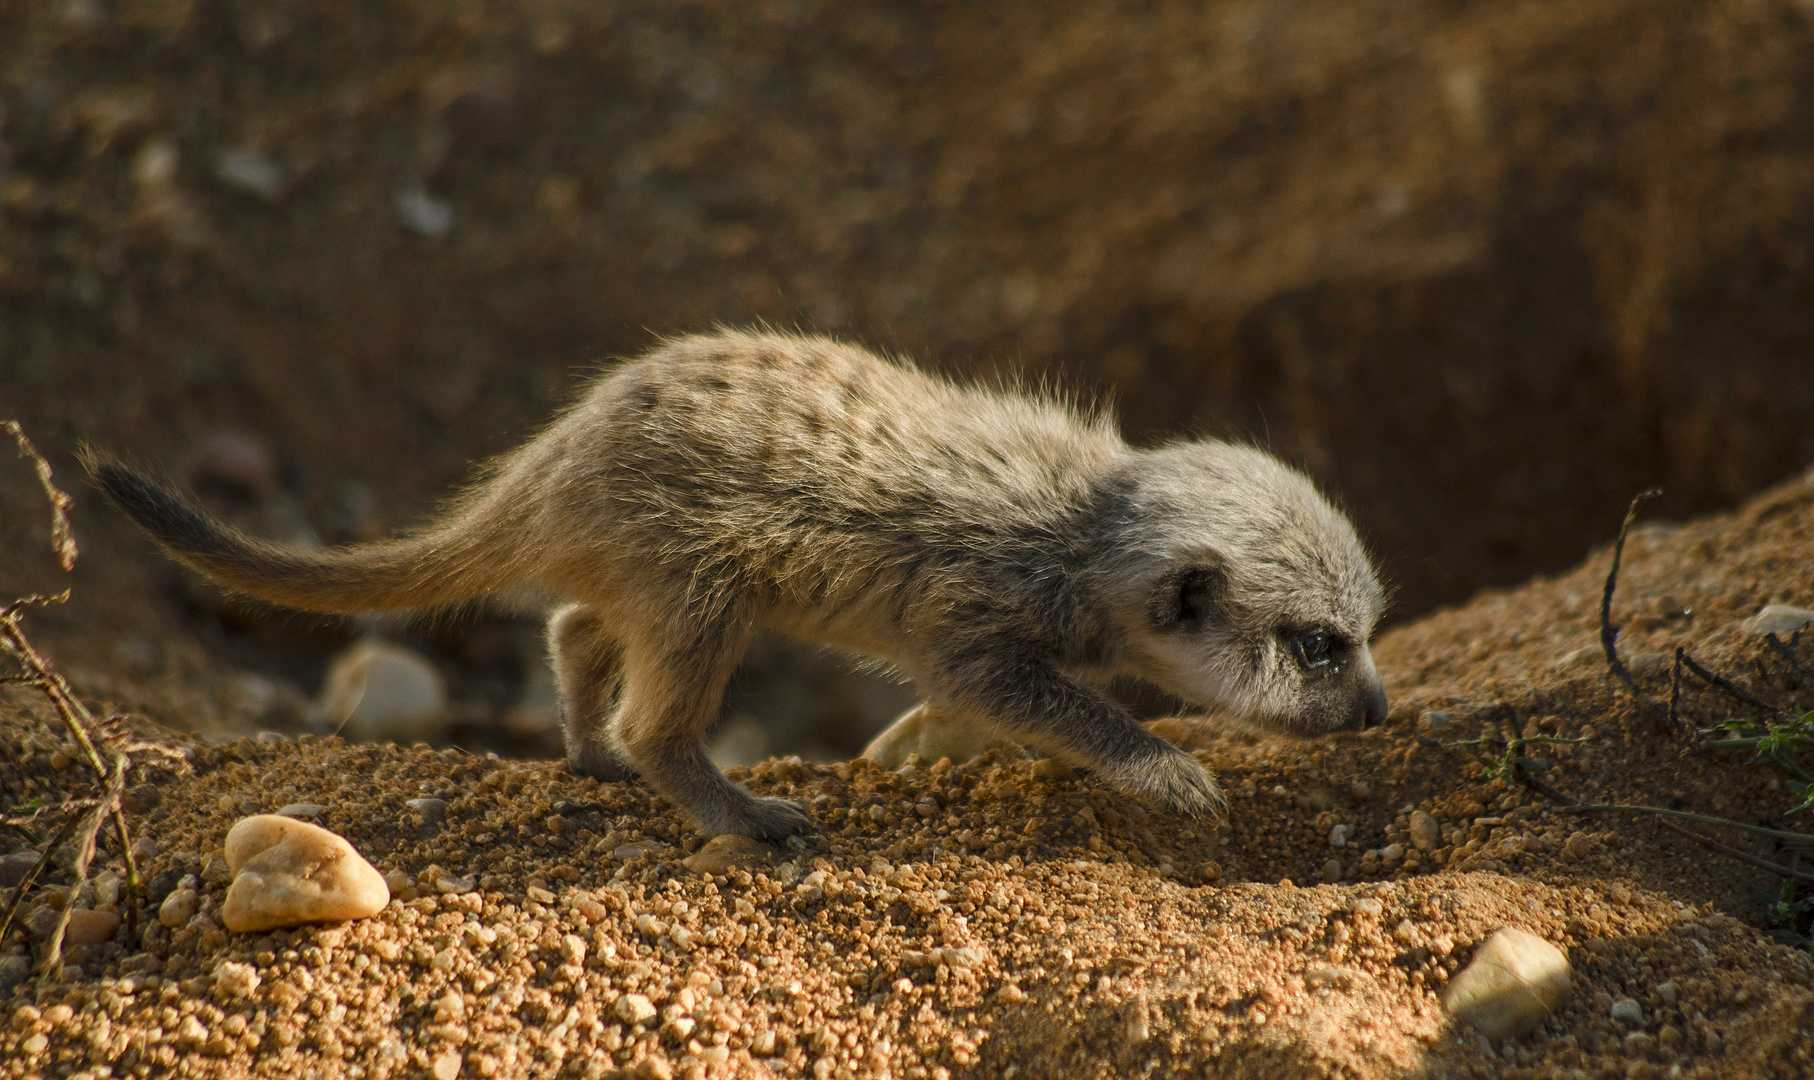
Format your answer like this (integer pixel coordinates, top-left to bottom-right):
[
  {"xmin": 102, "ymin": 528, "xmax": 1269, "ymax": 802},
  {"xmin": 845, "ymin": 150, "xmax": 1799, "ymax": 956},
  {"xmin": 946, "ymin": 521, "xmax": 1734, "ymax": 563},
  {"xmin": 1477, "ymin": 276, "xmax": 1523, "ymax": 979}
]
[{"xmin": 89, "ymin": 330, "xmax": 1388, "ymax": 840}]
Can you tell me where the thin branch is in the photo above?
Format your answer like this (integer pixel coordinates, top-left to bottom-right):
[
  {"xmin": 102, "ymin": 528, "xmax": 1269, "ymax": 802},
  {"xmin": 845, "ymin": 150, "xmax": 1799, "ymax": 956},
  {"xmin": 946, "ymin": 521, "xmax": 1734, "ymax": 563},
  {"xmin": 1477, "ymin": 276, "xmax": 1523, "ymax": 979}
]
[
  {"xmin": 1555, "ymin": 800, "xmax": 1814, "ymax": 844},
  {"xmin": 1600, "ymin": 489, "xmax": 1672, "ymax": 731},
  {"xmin": 1652, "ymin": 818, "xmax": 1814, "ymax": 884},
  {"xmin": 0, "ymin": 813, "xmax": 81, "ymax": 944},
  {"xmin": 1762, "ymin": 633, "xmax": 1811, "ymax": 693},
  {"xmin": 1679, "ymin": 650, "xmax": 1791, "ymax": 718},
  {"xmin": 3, "ymin": 420, "xmax": 77, "ymax": 571}
]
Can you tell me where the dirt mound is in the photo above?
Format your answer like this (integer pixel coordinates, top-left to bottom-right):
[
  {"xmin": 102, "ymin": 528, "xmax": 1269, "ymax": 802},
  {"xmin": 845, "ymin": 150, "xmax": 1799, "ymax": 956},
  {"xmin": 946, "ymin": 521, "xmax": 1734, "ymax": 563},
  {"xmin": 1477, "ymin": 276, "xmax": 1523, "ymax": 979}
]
[{"xmin": 4, "ymin": 461, "xmax": 1814, "ymax": 1078}]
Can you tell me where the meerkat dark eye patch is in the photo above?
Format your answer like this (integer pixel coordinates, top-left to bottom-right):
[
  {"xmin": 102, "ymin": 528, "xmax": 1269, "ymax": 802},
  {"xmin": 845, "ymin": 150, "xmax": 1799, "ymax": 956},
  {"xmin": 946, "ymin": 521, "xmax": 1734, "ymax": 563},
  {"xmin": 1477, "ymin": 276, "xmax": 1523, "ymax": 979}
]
[
  {"xmin": 1149, "ymin": 561, "xmax": 1228, "ymax": 632},
  {"xmin": 1288, "ymin": 627, "xmax": 1342, "ymax": 674}
]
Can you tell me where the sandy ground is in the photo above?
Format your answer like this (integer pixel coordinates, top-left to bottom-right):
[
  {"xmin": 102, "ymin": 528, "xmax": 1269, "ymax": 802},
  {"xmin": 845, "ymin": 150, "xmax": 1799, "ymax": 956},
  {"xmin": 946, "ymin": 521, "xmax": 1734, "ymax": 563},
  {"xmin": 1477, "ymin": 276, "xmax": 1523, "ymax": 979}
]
[{"xmin": 3, "ymin": 473, "xmax": 1814, "ymax": 1079}]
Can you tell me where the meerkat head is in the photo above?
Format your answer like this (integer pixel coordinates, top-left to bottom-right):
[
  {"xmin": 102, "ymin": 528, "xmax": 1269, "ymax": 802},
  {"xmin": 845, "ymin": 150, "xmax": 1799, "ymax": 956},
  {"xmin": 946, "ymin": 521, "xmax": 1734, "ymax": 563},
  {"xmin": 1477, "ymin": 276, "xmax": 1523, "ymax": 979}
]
[{"xmin": 1103, "ymin": 442, "xmax": 1389, "ymax": 736}]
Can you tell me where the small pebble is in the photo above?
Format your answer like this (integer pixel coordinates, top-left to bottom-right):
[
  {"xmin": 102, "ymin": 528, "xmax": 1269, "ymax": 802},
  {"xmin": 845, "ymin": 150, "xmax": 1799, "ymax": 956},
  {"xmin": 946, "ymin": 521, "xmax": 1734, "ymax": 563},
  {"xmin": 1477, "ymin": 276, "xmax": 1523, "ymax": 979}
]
[
  {"xmin": 0, "ymin": 851, "xmax": 40, "ymax": 888},
  {"xmin": 1746, "ymin": 604, "xmax": 1814, "ymax": 636},
  {"xmin": 1328, "ymin": 824, "xmax": 1353, "ymax": 849},
  {"xmin": 212, "ymin": 959, "xmax": 261, "ymax": 999},
  {"xmin": 1658, "ymin": 981, "xmax": 1678, "ymax": 1007},
  {"xmin": 159, "ymin": 887, "xmax": 200, "ymax": 929},
  {"xmin": 63, "ymin": 908, "xmax": 120, "ymax": 946},
  {"xmin": 431, "ymin": 1051, "xmax": 463, "ymax": 1080},
  {"xmin": 0, "ymin": 955, "xmax": 31, "ymax": 991},
  {"xmin": 683, "ymin": 834, "xmax": 776, "ymax": 876},
  {"xmin": 219, "ymin": 815, "xmax": 390, "ymax": 933},
  {"xmin": 435, "ymin": 875, "xmax": 477, "ymax": 895},
  {"xmin": 1610, "ymin": 997, "xmax": 1645, "ymax": 1025},
  {"xmin": 93, "ymin": 870, "xmax": 121, "ymax": 908},
  {"xmin": 1408, "ymin": 811, "xmax": 1440, "ymax": 852},
  {"xmin": 122, "ymin": 784, "xmax": 162, "ymax": 814},
  {"xmin": 277, "ymin": 803, "xmax": 324, "ymax": 820},
  {"xmin": 407, "ymin": 798, "xmax": 449, "ymax": 826},
  {"xmin": 616, "ymin": 993, "xmax": 657, "ymax": 1024},
  {"xmin": 1441, "ymin": 927, "xmax": 1572, "ymax": 1041}
]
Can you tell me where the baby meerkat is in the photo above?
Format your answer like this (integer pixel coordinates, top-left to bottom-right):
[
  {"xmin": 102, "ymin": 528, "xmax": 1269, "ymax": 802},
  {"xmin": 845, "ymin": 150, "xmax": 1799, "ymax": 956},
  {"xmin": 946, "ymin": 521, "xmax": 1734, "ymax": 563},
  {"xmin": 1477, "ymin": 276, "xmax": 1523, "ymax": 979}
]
[{"xmin": 91, "ymin": 330, "xmax": 1387, "ymax": 839}]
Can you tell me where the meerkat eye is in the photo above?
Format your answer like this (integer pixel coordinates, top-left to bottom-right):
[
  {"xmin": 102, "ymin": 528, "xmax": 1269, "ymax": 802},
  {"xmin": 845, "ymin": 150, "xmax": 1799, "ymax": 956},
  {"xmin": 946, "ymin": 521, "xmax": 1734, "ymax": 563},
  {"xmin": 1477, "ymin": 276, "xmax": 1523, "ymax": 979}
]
[{"xmin": 1289, "ymin": 628, "xmax": 1339, "ymax": 674}]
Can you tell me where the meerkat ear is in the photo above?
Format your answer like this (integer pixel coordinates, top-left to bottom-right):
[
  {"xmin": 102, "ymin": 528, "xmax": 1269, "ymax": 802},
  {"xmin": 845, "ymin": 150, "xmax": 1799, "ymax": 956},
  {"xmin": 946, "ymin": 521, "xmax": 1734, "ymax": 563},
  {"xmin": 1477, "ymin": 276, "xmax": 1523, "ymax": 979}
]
[{"xmin": 1148, "ymin": 557, "xmax": 1229, "ymax": 632}]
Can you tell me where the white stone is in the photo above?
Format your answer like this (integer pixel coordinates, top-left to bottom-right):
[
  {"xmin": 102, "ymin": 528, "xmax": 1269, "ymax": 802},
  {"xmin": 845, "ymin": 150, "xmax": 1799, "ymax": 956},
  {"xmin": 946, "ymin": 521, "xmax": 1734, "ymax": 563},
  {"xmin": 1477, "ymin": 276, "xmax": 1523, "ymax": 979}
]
[
  {"xmin": 860, "ymin": 702, "xmax": 1024, "ymax": 768},
  {"xmin": 1441, "ymin": 927, "xmax": 1572, "ymax": 1041},
  {"xmin": 220, "ymin": 815, "xmax": 390, "ymax": 933},
  {"xmin": 1746, "ymin": 605, "xmax": 1814, "ymax": 637},
  {"xmin": 159, "ymin": 887, "xmax": 199, "ymax": 929},
  {"xmin": 212, "ymin": 959, "xmax": 261, "ymax": 999},
  {"xmin": 315, "ymin": 638, "xmax": 449, "ymax": 745},
  {"xmin": 683, "ymin": 834, "xmax": 776, "ymax": 876},
  {"xmin": 616, "ymin": 993, "xmax": 657, "ymax": 1024}
]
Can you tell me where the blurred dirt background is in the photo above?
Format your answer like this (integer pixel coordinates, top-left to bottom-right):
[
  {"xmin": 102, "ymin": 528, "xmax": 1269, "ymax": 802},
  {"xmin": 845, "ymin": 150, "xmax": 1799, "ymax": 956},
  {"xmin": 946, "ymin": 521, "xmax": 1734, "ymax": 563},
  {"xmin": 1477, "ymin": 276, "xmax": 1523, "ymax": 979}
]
[{"xmin": 5, "ymin": 0, "xmax": 1814, "ymax": 752}]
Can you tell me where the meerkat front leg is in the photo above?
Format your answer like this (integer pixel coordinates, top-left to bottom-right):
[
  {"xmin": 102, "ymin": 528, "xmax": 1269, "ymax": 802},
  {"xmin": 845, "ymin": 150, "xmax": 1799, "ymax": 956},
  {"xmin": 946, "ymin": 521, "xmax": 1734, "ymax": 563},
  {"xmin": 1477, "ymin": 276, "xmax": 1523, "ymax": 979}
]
[
  {"xmin": 608, "ymin": 610, "xmax": 812, "ymax": 840},
  {"xmin": 929, "ymin": 644, "xmax": 1225, "ymax": 818},
  {"xmin": 547, "ymin": 604, "xmax": 637, "ymax": 782}
]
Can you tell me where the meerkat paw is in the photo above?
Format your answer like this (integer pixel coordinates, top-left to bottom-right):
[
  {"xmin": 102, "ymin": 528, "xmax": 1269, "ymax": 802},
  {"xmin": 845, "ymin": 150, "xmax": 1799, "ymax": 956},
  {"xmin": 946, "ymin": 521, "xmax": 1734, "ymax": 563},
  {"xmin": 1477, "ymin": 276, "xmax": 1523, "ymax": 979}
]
[
  {"xmin": 713, "ymin": 795, "xmax": 812, "ymax": 841},
  {"xmin": 1125, "ymin": 748, "xmax": 1226, "ymax": 819},
  {"xmin": 565, "ymin": 743, "xmax": 638, "ymax": 783}
]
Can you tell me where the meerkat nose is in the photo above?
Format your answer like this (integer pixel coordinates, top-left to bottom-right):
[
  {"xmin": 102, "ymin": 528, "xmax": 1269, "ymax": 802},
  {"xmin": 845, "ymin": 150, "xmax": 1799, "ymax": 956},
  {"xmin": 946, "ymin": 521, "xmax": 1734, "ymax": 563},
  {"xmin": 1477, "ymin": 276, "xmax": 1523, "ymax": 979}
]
[{"xmin": 1357, "ymin": 683, "xmax": 1389, "ymax": 730}]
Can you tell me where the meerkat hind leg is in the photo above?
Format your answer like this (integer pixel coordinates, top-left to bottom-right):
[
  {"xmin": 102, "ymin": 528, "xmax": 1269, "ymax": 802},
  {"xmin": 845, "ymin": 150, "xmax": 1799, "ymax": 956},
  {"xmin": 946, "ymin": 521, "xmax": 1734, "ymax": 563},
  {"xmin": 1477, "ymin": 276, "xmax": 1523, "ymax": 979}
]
[
  {"xmin": 611, "ymin": 618, "xmax": 810, "ymax": 840},
  {"xmin": 547, "ymin": 604, "xmax": 637, "ymax": 782}
]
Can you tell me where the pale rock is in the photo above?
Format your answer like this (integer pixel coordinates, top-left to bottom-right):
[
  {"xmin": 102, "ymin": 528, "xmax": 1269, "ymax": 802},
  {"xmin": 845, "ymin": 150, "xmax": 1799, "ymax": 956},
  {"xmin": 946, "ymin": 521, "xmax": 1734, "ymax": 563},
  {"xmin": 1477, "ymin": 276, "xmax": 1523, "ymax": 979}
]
[
  {"xmin": 93, "ymin": 870, "xmax": 121, "ymax": 909},
  {"xmin": 1441, "ymin": 927, "xmax": 1572, "ymax": 1041},
  {"xmin": 159, "ymin": 887, "xmax": 200, "ymax": 928},
  {"xmin": 617, "ymin": 993, "xmax": 657, "ymax": 1024},
  {"xmin": 1408, "ymin": 811, "xmax": 1441, "ymax": 852},
  {"xmin": 277, "ymin": 803, "xmax": 324, "ymax": 820},
  {"xmin": 860, "ymin": 702, "xmax": 1024, "ymax": 768},
  {"xmin": 315, "ymin": 638, "xmax": 449, "ymax": 745},
  {"xmin": 212, "ymin": 959, "xmax": 261, "ymax": 999},
  {"xmin": 430, "ymin": 1051, "xmax": 463, "ymax": 1080},
  {"xmin": 683, "ymin": 834, "xmax": 777, "ymax": 876},
  {"xmin": 220, "ymin": 815, "xmax": 390, "ymax": 933},
  {"xmin": 64, "ymin": 908, "xmax": 119, "ymax": 946},
  {"xmin": 1610, "ymin": 997, "xmax": 1645, "ymax": 1025},
  {"xmin": 1745, "ymin": 605, "xmax": 1814, "ymax": 637}
]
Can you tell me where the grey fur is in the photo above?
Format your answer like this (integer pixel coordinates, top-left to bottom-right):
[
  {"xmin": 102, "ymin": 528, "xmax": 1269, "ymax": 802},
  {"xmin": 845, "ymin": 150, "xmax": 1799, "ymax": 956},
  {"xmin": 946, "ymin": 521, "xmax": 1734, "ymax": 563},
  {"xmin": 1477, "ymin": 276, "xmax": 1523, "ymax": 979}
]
[{"xmin": 93, "ymin": 330, "xmax": 1388, "ymax": 839}]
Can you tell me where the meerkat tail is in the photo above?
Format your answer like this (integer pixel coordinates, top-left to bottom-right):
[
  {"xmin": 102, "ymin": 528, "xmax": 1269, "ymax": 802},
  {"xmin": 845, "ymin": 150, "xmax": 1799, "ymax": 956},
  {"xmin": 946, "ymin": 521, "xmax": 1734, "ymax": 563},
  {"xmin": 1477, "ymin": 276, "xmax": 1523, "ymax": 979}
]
[{"xmin": 87, "ymin": 457, "xmax": 527, "ymax": 613}]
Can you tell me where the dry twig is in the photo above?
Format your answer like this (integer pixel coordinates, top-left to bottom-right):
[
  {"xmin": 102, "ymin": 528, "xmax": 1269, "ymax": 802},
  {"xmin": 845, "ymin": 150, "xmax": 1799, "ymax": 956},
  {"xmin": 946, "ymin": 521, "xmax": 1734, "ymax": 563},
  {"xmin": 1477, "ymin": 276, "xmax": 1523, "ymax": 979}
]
[
  {"xmin": 1599, "ymin": 489, "xmax": 1679, "ymax": 734},
  {"xmin": 0, "ymin": 420, "xmax": 187, "ymax": 978}
]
